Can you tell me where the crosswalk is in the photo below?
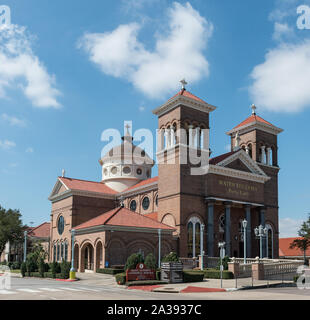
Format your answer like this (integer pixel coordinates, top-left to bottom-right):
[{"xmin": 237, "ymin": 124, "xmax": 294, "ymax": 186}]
[{"xmin": 0, "ymin": 285, "xmax": 121, "ymax": 296}]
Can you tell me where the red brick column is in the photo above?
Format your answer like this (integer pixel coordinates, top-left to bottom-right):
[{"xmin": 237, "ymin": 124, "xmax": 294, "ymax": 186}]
[
  {"xmin": 228, "ymin": 258, "xmax": 239, "ymax": 277},
  {"xmin": 252, "ymin": 258, "xmax": 264, "ymax": 280}
]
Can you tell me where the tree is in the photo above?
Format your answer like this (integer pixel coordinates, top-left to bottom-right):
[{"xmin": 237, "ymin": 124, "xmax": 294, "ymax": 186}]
[
  {"xmin": 0, "ymin": 205, "xmax": 24, "ymax": 258},
  {"xmin": 290, "ymin": 214, "xmax": 310, "ymax": 265}
]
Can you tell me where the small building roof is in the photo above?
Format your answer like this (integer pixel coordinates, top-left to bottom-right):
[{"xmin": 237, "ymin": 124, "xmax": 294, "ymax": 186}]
[
  {"xmin": 59, "ymin": 177, "xmax": 117, "ymax": 195},
  {"xmin": 279, "ymin": 237, "xmax": 310, "ymax": 257},
  {"xmin": 29, "ymin": 222, "xmax": 50, "ymax": 239},
  {"xmin": 233, "ymin": 114, "xmax": 274, "ymax": 130},
  {"xmin": 75, "ymin": 207, "xmax": 174, "ymax": 231}
]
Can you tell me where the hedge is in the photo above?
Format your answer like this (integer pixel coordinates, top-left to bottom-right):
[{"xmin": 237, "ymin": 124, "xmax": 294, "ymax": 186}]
[
  {"xmin": 22, "ymin": 272, "xmax": 65, "ymax": 279},
  {"xmin": 115, "ymin": 272, "xmax": 126, "ymax": 285},
  {"xmin": 203, "ymin": 269, "xmax": 234, "ymax": 279},
  {"xmin": 126, "ymin": 280, "xmax": 168, "ymax": 286},
  {"xmin": 183, "ymin": 270, "xmax": 204, "ymax": 283},
  {"xmin": 97, "ymin": 268, "xmax": 124, "ymax": 275}
]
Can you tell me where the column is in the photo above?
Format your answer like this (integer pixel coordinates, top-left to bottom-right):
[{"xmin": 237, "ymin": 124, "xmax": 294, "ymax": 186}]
[
  {"xmin": 245, "ymin": 205, "xmax": 252, "ymax": 258},
  {"xmin": 170, "ymin": 128, "xmax": 175, "ymax": 147},
  {"xmin": 224, "ymin": 202, "xmax": 232, "ymax": 257},
  {"xmin": 188, "ymin": 125, "xmax": 194, "ymax": 147},
  {"xmin": 266, "ymin": 147, "xmax": 271, "ymax": 166},
  {"xmin": 261, "ymin": 146, "xmax": 266, "ymax": 164},
  {"xmin": 260, "ymin": 207, "xmax": 266, "ymax": 258},
  {"xmin": 245, "ymin": 146, "xmax": 249, "ymax": 155},
  {"xmin": 195, "ymin": 127, "xmax": 200, "ymax": 148},
  {"xmin": 164, "ymin": 129, "xmax": 170, "ymax": 149},
  {"xmin": 207, "ymin": 201, "xmax": 215, "ymax": 257},
  {"xmin": 157, "ymin": 129, "xmax": 165, "ymax": 152},
  {"xmin": 202, "ymin": 128, "xmax": 209, "ymax": 151}
]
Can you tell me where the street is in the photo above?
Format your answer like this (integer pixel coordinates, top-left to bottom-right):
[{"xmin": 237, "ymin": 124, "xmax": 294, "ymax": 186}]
[{"xmin": 0, "ymin": 275, "xmax": 310, "ymax": 300}]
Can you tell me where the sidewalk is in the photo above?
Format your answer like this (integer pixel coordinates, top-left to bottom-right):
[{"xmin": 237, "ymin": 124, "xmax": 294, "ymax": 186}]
[{"xmin": 129, "ymin": 278, "xmax": 296, "ymax": 293}]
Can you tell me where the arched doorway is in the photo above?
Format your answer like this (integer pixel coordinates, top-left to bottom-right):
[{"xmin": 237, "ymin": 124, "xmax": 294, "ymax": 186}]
[
  {"xmin": 96, "ymin": 241, "xmax": 103, "ymax": 270},
  {"xmin": 81, "ymin": 243, "xmax": 94, "ymax": 271},
  {"xmin": 187, "ymin": 216, "xmax": 202, "ymax": 258}
]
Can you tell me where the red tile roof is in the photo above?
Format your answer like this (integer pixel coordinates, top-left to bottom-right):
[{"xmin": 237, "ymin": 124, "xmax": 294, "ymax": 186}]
[
  {"xmin": 59, "ymin": 177, "xmax": 117, "ymax": 195},
  {"xmin": 279, "ymin": 237, "xmax": 310, "ymax": 257},
  {"xmin": 234, "ymin": 114, "xmax": 274, "ymax": 129},
  {"xmin": 123, "ymin": 176, "xmax": 158, "ymax": 192},
  {"xmin": 29, "ymin": 222, "xmax": 50, "ymax": 238},
  {"xmin": 209, "ymin": 151, "xmax": 237, "ymax": 165},
  {"xmin": 144, "ymin": 212, "xmax": 158, "ymax": 221},
  {"xmin": 168, "ymin": 89, "xmax": 206, "ymax": 104},
  {"xmin": 75, "ymin": 207, "xmax": 174, "ymax": 231}
]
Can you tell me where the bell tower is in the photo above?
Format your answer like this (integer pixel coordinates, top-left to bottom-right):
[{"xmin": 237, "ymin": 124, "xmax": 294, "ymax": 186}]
[{"xmin": 152, "ymin": 80, "xmax": 216, "ymax": 257}]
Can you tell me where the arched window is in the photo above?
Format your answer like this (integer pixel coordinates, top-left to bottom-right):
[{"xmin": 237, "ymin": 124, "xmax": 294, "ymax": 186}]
[
  {"xmin": 248, "ymin": 144, "xmax": 253, "ymax": 159},
  {"xmin": 265, "ymin": 224, "xmax": 274, "ymax": 258},
  {"xmin": 57, "ymin": 242, "xmax": 60, "ymax": 261},
  {"xmin": 60, "ymin": 242, "xmax": 64, "ymax": 260},
  {"xmin": 142, "ymin": 197, "xmax": 150, "ymax": 210},
  {"xmin": 130, "ymin": 200, "xmax": 137, "ymax": 211},
  {"xmin": 53, "ymin": 243, "xmax": 56, "ymax": 262},
  {"xmin": 187, "ymin": 217, "xmax": 202, "ymax": 258},
  {"xmin": 64, "ymin": 241, "xmax": 68, "ymax": 261}
]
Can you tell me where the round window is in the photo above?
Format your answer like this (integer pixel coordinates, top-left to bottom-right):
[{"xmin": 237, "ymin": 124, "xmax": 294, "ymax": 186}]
[
  {"xmin": 123, "ymin": 166, "xmax": 131, "ymax": 174},
  {"xmin": 142, "ymin": 197, "xmax": 150, "ymax": 210},
  {"xmin": 136, "ymin": 168, "xmax": 142, "ymax": 175},
  {"xmin": 130, "ymin": 200, "xmax": 137, "ymax": 211},
  {"xmin": 111, "ymin": 167, "xmax": 117, "ymax": 175},
  {"xmin": 57, "ymin": 216, "xmax": 64, "ymax": 235}
]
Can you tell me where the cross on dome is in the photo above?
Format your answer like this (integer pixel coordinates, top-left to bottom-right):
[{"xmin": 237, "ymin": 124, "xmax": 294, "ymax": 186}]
[
  {"xmin": 125, "ymin": 123, "xmax": 131, "ymax": 135},
  {"xmin": 251, "ymin": 104, "xmax": 257, "ymax": 115},
  {"xmin": 180, "ymin": 79, "xmax": 187, "ymax": 90}
]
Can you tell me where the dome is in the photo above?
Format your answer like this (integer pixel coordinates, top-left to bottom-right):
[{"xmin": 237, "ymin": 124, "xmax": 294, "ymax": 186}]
[{"xmin": 99, "ymin": 133, "xmax": 154, "ymax": 192}]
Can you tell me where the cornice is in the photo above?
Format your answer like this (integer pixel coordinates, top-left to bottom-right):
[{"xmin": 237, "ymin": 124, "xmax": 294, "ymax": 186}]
[
  {"xmin": 118, "ymin": 181, "xmax": 158, "ymax": 197},
  {"xmin": 226, "ymin": 121, "xmax": 283, "ymax": 136}
]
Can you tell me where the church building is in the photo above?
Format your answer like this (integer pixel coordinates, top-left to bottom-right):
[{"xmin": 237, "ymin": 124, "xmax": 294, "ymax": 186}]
[{"xmin": 48, "ymin": 84, "xmax": 283, "ymax": 272}]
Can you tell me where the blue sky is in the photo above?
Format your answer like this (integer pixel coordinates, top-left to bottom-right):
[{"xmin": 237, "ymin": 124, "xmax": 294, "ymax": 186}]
[{"xmin": 0, "ymin": 0, "xmax": 309, "ymax": 237}]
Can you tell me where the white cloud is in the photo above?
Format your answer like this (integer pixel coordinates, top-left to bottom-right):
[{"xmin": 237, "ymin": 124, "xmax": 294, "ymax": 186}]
[
  {"xmin": 79, "ymin": 2, "xmax": 213, "ymax": 99},
  {"xmin": 249, "ymin": 41, "xmax": 310, "ymax": 112},
  {"xmin": 1, "ymin": 113, "xmax": 26, "ymax": 127},
  {"xmin": 139, "ymin": 105, "xmax": 145, "ymax": 112},
  {"xmin": 25, "ymin": 147, "xmax": 34, "ymax": 153},
  {"xmin": 272, "ymin": 22, "xmax": 294, "ymax": 42},
  {"xmin": 0, "ymin": 139, "xmax": 16, "ymax": 149},
  {"xmin": 279, "ymin": 217, "xmax": 303, "ymax": 237},
  {"xmin": 0, "ymin": 24, "xmax": 61, "ymax": 108}
]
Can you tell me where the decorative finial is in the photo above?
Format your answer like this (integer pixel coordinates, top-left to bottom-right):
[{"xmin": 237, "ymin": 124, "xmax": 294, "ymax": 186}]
[
  {"xmin": 62, "ymin": 169, "xmax": 65, "ymax": 177},
  {"xmin": 251, "ymin": 104, "xmax": 257, "ymax": 115},
  {"xmin": 180, "ymin": 79, "xmax": 187, "ymax": 90}
]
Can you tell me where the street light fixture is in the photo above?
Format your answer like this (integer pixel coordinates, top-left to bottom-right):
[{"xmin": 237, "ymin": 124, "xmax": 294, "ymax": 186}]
[
  {"xmin": 200, "ymin": 224, "xmax": 205, "ymax": 270},
  {"xmin": 254, "ymin": 225, "xmax": 267, "ymax": 259},
  {"xmin": 242, "ymin": 219, "xmax": 248, "ymax": 264},
  {"xmin": 218, "ymin": 241, "xmax": 226, "ymax": 288}
]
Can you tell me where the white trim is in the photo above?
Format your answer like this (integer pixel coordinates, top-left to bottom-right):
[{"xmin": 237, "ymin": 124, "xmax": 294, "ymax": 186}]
[
  {"xmin": 117, "ymin": 181, "xmax": 158, "ymax": 197},
  {"xmin": 217, "ymin": 149, "xmax": 268, "ymax": 177},
  {"xmin": 49, "ymin": 189, "xmax": 116, "ymax": 203},
  {"xmin": 226, "ymin": 121, "xmax": 283, "ymax": 136},
  {"xmin": 152, "ymin": 94, "xmax": 216, "ymax": 117},
  {"xmin": 206, "ymin": 164, "xmax": 270, "ymax": 183}
]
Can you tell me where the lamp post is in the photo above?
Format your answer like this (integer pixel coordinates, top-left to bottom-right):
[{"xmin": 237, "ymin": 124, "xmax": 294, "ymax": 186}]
[
  {"xmin": 70, "ymin": 229, "xmax": 76, "ymax": 280},
  {"xmin": 242, "ymin": 219, "xmax": 248, "ymax": 264},
  {"xmin": 23, "ymin": 230, "xmax": 27, "ymax": 262},
  {"xmin": 200, "ymin": 224, "xmax": 205, "ymax": 270},
  {"xmin": 218, "ymin": 241, "xmax": 226, "ymax": 288},
  {"xmin": 254, "ymin": 225, "xmax": 267, "ymax": 259}
]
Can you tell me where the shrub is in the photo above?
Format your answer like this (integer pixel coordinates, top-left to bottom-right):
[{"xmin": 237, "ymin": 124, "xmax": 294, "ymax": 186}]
[
  {"xmin": 216, "ymin": 256, "xmax": 230, "ymax": 270},
  {"xmin": 11, "ymin": 261, "xmax": 21, "ymax": 270},
  {"xmin": 51, "ymin": 262, "xmax": 60, "ymax": 278},
  {"xmin": 38, "ymin": 258, "xmax": 45, "ymax": 278},
  {"xmin": 145, "ymin": 253, "xmax": 156, "ymax": 269},
  {"xmin": 60, "ymin": 261, "xmax": 71, "ymax": 279},
  {"xmin": 115, "ymin": 272, "xmax": 126, "ymax": 285},
  {"xmin": 162, "ymin": 252, "xmax": 179, "ymax": 263},
  {"xmin": 26, "ymin": 255, "xmax": 37, "ymax": 276},
  {"xmin": 97, "ymin": 268, "xmax": 124, "ymax": 275},
  {"xmin": 183, "ymin": 270, "xmax": 204, "ymax": 283},
  {"xmin": 203, "ymin": 269, "xmax": 234, "ymax": 279},
  {"xmin": 125, "ymin": 253, "xmax": 143, "ymax": 271},
  {"xmin": 21, "ymin": 262, "xmax": 27, "ymax": 277},
  {"xmin": 0, "ymin": 260, "xmax": 7, "ymax": 265}
]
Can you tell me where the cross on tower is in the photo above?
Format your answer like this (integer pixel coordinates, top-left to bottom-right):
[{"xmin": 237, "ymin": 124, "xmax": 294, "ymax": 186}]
[
  {"xmin": 125, "ymin": 123, "xmax": 131, "ymax": 135},
  {"xmin": 251, "ymin": 104, "xmax": 257, "ymax": 115}
]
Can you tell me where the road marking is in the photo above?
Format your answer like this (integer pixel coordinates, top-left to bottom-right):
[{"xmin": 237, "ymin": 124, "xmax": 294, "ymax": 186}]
[
  {"xmin": 58, "ymin": 287, "xmax": 83, "ymax": 291},
  {"xmin": 39, "ymin": 288, "xmax": 63, "ymax": 292},
  {"xmin": 0, "ymin": 290, "xmax": 16, "ymax": 295},
  {"xmin": 16, "ymin": 288, "xmax": 42, "ymax": 293}
]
